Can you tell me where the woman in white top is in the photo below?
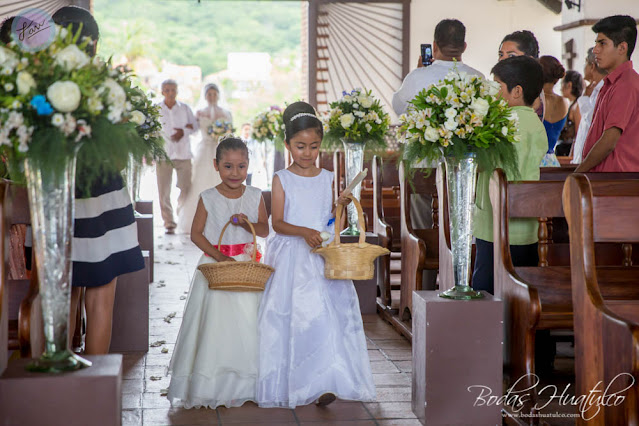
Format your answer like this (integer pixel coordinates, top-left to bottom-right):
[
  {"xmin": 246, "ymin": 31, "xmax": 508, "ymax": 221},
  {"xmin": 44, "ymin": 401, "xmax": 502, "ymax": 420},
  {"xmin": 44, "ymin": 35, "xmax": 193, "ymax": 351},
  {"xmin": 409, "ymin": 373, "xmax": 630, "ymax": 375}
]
[{"xmin": 178, "ymin": 84, "xmax": 233, "ymax": 233}]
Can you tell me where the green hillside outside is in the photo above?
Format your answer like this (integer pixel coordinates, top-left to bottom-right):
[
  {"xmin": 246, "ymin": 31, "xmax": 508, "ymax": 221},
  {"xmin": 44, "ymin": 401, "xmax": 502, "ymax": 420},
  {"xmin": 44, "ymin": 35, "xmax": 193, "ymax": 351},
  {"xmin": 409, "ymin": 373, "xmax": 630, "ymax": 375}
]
[{"xmin": 94, "ymin": 0, "xmax": 303, "ymax": 127}]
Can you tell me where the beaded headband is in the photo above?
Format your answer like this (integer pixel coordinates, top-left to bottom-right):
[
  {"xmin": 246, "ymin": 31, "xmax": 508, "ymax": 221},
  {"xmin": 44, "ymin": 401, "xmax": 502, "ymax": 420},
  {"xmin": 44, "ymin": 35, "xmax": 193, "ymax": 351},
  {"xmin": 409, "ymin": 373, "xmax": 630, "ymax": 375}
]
[{"xmin": 289, "ymin": 112, "xmax": 317, "ymax": 122}]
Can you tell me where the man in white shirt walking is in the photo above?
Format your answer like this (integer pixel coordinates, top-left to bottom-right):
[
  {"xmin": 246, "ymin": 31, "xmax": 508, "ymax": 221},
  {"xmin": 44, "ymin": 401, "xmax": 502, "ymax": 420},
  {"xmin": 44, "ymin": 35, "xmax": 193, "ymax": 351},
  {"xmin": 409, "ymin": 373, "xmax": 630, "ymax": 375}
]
[
  {"xmin": 392, "ymin": 19, "xmax": 484, "ymax": 116},
  {"xmin": 157, "ymin": 79, "xmax": 198, "ymax": 234}
]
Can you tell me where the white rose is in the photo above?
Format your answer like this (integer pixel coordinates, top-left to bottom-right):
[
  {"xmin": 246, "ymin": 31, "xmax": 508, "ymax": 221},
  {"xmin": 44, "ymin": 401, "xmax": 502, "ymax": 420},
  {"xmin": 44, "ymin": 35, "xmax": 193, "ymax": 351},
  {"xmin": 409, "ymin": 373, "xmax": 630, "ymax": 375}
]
[
  {"xmin": 130, "ymin": 110, "xmax": 146, "ymax": 125},
  {"xmin": 359, "ymin": 96, "xmax": 373, "ymax": 108},
  {"xmin": 340, "ymin": 113, "xmax": 355, "ymax": 129},
  {"xmin": 0, "ymin": 47, "xmax": 18, "ymax": 70},
  {"xmin": 47, "ymin": 81, "xmax": 81, "ymax": 112},
  {"xmin": 424, "ymin": 126, "xmax": 439, "ymax": 142},
  {"xmin": 16, "ymin": 71, "xmax": 36, "ymax": 95},
  {"xmin": 101, "ymin": 78, "xmax": 127, "ymax": 107},
  {"xmin": 485, "ymin": 80, "xmax": 501, "ymax": 96},
  {"xmin": 470, "ymin": 97, "xmax": 490, "ymax": 117},
  {"xmin": 501, "ymin": 126, "xmax": 509, "ymax": 136},
  {"xmin": 444, "ymin": 119, "xmax": 458, "ymax": 131},
  {"xmin": 53, "ymin": 44, "xmax": 90, "ymax": 71},
  {"xmin": 444, "ymin": 107, "xmax": 458, "ymax": 119}
]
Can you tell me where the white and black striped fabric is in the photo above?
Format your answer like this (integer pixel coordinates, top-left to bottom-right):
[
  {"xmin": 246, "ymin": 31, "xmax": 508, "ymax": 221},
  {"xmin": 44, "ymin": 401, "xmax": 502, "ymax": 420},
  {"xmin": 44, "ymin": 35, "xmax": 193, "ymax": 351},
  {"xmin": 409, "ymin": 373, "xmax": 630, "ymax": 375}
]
[{"xmin": 72, "ymin": 174, "xmax": 144, "ymax": 287}]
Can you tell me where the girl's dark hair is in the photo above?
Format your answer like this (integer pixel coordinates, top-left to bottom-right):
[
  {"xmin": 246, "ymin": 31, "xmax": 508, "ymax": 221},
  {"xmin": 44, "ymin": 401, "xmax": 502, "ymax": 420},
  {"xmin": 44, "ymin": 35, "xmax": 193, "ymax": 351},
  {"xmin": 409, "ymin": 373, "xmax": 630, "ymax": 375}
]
[
  {"xmin": 0, "ymin": 17, "xmax": 14, "ymax": 45},
  {"xmin": 491, "ymin": 56, "xmax": 544, "ymax": 107},
  {"xmin": 538, "ymin": 55, "xmax": 565, "ymax": 84},
  {"xmin": 52, "ymin": 6, "xmax": 100, "ymax": 41},
  {"xmin": 215, "ymin": 136, "xmax": 248, "ymax": 162},
  {"xmin": 282, "ymin": 101, "xmax": 323, "ymax": 143},
  {"xmin": 501, "ymin": 30, "xmax": 539, "ymax": 58},
  {"xmin": 562, "ymin": 70, "xmax": 584, "ymax": 99}
]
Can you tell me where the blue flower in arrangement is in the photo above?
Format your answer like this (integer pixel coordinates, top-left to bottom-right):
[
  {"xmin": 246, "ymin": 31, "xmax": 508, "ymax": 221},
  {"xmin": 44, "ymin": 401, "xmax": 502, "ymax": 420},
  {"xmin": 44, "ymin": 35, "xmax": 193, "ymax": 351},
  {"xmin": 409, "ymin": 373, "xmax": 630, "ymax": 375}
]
[{"xmin": 30, "ymin": 95, "xmax": 54, "ymax": 116}]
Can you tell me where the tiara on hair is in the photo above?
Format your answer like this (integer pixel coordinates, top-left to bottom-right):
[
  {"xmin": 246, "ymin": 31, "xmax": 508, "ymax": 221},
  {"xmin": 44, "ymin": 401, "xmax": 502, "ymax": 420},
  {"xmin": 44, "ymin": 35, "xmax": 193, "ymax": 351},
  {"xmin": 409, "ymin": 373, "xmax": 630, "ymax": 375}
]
[{"xmin": 290, "ymin": 112, "xmax": 317, "ymax": 122}]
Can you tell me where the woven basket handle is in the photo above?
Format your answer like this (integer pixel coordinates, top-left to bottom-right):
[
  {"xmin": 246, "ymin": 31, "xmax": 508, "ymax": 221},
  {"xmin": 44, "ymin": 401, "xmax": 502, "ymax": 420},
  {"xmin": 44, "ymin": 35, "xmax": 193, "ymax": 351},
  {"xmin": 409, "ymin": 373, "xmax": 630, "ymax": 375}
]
[
  {"xmin": 217, "ymin": 217, "xmax": 258, "ymax": 262},
  {"xmin": 334, "ymin": 194, "xmax": 366, "ymax": 246}
]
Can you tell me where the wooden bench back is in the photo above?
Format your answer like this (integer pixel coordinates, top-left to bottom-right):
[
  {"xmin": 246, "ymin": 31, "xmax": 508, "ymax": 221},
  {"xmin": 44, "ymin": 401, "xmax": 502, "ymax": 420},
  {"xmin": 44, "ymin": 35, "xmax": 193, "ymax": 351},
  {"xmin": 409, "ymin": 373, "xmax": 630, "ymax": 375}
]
[
  {"xmin": 372, "ymin": 155, "xmax": 401, "ymax": 249},
  {"xmin": 2, "ymin": 182, "xmax": 42, "ymax": 358},
  {"xmin": 564, "ymin": 174, "xmax": 639, "ymax": 426}
]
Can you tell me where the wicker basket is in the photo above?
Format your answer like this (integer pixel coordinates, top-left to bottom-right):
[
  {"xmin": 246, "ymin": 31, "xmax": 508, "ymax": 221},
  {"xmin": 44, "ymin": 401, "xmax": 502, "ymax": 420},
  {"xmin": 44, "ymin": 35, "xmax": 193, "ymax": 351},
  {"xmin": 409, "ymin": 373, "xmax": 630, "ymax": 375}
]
[
  {"xmin": 198, "ymin": 217, "xmax": 274, "ymax": 291},
  {"xmin": 313, "ymin": 194, "xmax": 390, "ymax": 280}
]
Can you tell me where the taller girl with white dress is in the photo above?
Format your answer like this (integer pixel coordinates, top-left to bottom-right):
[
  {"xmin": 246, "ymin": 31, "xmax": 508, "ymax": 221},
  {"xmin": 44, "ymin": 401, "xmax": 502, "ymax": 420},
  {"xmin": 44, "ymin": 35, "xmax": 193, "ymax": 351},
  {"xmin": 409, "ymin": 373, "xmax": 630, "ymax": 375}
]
[
  {"xmin": 178, "ymin": 84, "xmax": 233, "ymax": 233},
  {"xmin": 257, "ymin": 102, "xmax": 376, "ymax": 409}
]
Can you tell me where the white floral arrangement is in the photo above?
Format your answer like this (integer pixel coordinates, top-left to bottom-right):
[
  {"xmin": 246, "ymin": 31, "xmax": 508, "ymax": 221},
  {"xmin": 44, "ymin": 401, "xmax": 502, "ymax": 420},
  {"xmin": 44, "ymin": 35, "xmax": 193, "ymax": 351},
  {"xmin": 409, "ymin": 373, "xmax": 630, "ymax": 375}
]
[
  {"xmin": 399, "ymin": 69, "xmax": 520, "ymax": 176},
  {"xmin": 322, "ymin": 88, "xmax": 391, "ymax": 149},
  {"xmin": 0, "ymin": 26, "xmax": 165, "ymax": 188},
  {"xmin": 251, "ymin": 106, "xmax": 283, "ymax": 143}
]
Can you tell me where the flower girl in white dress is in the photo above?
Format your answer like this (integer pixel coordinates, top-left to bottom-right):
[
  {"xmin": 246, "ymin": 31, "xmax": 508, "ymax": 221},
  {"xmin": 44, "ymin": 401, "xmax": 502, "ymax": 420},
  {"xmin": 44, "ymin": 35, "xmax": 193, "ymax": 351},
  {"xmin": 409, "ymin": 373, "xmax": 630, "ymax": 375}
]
[
  {"xmin": 168, "ymin": 137, "xmax": 269, "ymax": 409},
  {"xmin": 178, "ymin": 84, "xmax": 233, "ymax": 233},
  {"xmin": 257, "ymin": 102, "xmax": 376, "ymax": 408}
]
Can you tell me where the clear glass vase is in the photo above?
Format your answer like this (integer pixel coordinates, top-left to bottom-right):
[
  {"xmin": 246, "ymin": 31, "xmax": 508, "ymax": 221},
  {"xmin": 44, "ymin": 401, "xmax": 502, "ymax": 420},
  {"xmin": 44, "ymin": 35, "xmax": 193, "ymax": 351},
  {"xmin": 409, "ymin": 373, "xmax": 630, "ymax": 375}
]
[
  {"xmin": 341, "ymin": 139, "xmax": 366, "ymax": 236},
  {"xmin": 24, "ymin": 155, "xmax": 92, "ymax": 372},
  {"xmin": 439, "ymin": 152, "xmax": 483, "ymax": 300},
  {"xmin": 125, "ymin": 154, "xmax": 142, "ymax": 215}
]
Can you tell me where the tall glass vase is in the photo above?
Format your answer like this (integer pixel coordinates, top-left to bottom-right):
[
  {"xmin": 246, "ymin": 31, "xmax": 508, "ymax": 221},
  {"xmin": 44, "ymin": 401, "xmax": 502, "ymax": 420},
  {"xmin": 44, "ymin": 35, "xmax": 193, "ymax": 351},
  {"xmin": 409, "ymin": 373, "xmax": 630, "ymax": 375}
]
[
  {"xmin": 24, "ymin": 155, "xmax": 92, "ymax": 372},
  {"xmin": 439, "ymin": 152, "xmax": 483, "ymax": 300},
  {"xmin": 126, "ymin": 154, "xmax": 142, "ymax": 215},
  {"xmin": 341, "ymin": 139, "xmax": 366, "ymax": 235}
]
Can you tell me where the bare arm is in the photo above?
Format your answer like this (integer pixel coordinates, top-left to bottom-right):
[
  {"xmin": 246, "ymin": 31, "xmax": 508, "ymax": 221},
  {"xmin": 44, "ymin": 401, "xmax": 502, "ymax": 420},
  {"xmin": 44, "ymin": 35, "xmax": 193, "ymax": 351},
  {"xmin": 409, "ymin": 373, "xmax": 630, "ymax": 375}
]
[
  {"xmin": 574, "ymin": 127, "xmax": 622, "ymax": 172},
  {"xmin": 271, "ymin": 175, "xmax": 323, "ymax": 247},
  {"xmin": 229, "ymin": 194, "xmax": 270, "ymax": 238},
  {"xmin": 190, "ymin": 199, "xmax": 234, "ymax": 262}
]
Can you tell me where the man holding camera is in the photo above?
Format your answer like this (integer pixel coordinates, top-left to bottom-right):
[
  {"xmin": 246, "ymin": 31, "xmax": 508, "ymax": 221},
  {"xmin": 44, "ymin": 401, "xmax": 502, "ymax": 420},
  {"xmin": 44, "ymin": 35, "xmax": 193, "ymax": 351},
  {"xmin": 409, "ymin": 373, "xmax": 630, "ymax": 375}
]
[{"xmin": 392, "ymin": 19, "xmax": 484, "ymax": 116}]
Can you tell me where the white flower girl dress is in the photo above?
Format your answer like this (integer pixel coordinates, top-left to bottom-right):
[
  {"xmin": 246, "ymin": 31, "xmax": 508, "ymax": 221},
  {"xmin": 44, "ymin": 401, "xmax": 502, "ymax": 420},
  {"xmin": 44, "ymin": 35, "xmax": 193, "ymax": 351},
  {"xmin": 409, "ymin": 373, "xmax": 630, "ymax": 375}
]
[
  {"xmin": 257, "ymin": 169, "xmax": 376, "ymax": 408},
  {"xmin": 168, "ymin": 185, "xmax": 262, "ymax": 408}
]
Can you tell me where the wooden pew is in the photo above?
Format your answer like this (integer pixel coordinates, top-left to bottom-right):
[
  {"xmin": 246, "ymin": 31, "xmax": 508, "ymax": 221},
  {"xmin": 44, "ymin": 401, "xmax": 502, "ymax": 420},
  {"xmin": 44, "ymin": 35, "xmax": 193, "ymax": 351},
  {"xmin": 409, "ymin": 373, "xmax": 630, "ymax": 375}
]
[
  {"xmin": 399, "ymin": 163, "xmax": 438, "ymax": 322},
  {"xmin": 489, "ymin": 169, "xmax": 639, "ymax": 420},
  {"xmin": 2, "ymin": 182, "xmax": 43, "ymax": 358},
  {"xmin": 564, "ymin": 175, "xmax": 639, "ymax": 426},
  {"xmin": 372, "ymin": 155, "xmax": 401, "ymax": 310}
]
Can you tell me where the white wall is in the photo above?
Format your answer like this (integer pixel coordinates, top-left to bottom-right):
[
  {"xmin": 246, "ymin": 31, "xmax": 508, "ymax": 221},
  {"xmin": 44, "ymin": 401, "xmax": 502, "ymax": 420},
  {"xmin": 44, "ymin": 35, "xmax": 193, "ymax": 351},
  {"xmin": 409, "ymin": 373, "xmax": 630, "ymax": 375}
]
[
  {"xmin": 409, "ymin": 0, "xmax": 562, "ymax": 78},
  {"xmin": 560, "ymin": 0, "xmax": 639, "ymax": 73}
]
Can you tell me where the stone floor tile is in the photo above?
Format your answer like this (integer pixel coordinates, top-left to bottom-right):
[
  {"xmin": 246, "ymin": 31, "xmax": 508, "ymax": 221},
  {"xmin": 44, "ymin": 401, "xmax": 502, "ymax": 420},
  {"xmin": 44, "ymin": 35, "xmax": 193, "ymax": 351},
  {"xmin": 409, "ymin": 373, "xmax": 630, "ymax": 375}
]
[
  {"xmin": 376, "ymin": 419, "xmax": 423, "ymax": 425},
  {"xmin": 394, "ymin": 361, "xmax": 412, "ymax": 373},
  {"xmin": 145, "ymin": 374, "xmax": 171, "ymax": 393},
  {"xmin": 294, "ymin": 401, "xmax": 372, "ymax": 422},
  {"xmin": 124, "ymin": 366, "xmax": 146, "ymax": 380},
  {"xmin": 373, "ymin": 339, "xmax": 411, "ymax": 350},
  {"xmin": 123, "ymin": 393, "xmax": 142, "ymax": 410},
  {"xmin": 374, "ymin": 387, "xmax": 412, "ymax": 402},
  {"xmin": 381, "ymin": 349, "xmax": 412, "ymax": 361},
  {"xmin": 299, "ymin": 421, "xmax": 377, "ymax": 426},
  {"xmin": 367, "ymin": 349, "xmax": 387, "ymax": 361},
  {"xmin": 122, "ymin": 409, "xmax": 143, "ymax": 426},
  {"xmin": 142, "ymin": 392, "xmax": 172, "ymax": 409},
  {"xmin": 142, "ymin": 408, "xmax": 218, "ymax": 425},
  {"xmin": 364, "ymin": 402, "xmax": 417, "ymax": 419},
  {"xmin": 217, "ymin": 402, "xmax": 296, "ymax": 423},
  {"xmin": 145, "ymin": 353, "xmax": 173, "ymax": 367},
  {"xmin": 370, "ymin": 360, "xmax": 401, "ymax": 374},
  {"xmin": 373, "ymin": 373, "xmax": 411, "ymax": 387},
  {"xmin": 123, "ymin": 379, "xmax": 145, "ymax": 395}
]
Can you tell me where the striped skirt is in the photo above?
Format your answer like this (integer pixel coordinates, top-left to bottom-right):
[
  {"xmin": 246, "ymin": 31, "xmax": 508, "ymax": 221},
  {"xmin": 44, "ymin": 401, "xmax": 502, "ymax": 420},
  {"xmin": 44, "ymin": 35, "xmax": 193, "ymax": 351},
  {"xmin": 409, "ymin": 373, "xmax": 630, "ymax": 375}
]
[{"xmin": 72, "ymin": 174, "xmax": 145, "ymax": 287}]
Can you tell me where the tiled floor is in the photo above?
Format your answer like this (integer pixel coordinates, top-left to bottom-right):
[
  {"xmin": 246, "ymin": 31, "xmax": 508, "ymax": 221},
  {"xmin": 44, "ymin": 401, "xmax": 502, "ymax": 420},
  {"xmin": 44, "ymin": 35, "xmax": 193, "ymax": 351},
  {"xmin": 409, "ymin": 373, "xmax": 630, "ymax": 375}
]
[{"xmin": 121, "ymin": 228, "xmax": 420, "ymax": 425}]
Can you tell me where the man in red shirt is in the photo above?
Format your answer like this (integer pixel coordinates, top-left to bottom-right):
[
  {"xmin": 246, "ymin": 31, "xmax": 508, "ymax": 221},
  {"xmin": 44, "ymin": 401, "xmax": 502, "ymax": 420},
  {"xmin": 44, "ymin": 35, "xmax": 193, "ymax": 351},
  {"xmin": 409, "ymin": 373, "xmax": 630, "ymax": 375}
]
[{"xmin": 577, "ymin": 15, "xmax": 639, "ymax": 172}]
